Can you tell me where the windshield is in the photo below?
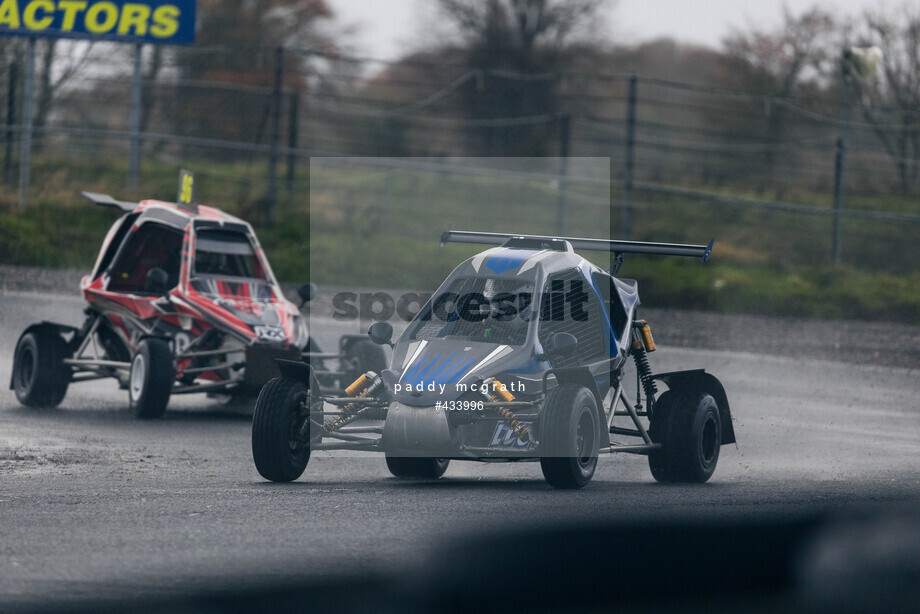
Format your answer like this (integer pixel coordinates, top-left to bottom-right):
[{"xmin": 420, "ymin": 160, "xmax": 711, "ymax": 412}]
[
  {"xmin": 412, "ymin": 277, "xmax": 535, "ymax": 346},
  {"xmin": 193, "ymin": 230, "xmax": 265, "ymax": 280}
]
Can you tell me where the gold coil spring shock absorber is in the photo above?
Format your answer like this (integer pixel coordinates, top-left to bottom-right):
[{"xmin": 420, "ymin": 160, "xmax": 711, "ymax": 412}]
[
  {"xmin": 631, "ymin": 320, "xmax": 658, "ymax": 407},
  {"xmin": 483, "ymin": 377, "xmax": 530, "ymax": 442},
  {"xmin": 324, "ymin": 371, "xmax": 384, "ymax": 432}
]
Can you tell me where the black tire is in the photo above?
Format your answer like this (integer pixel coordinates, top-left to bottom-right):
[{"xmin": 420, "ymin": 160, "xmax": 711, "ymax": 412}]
[
  {"xmin": 128, "ymin": 338, "xmax": 175, "ymax": 419},
  {"xmin": 252, "ymin": 377, "xmax": 311, "ymax": 482},
  {"xmin": 385, "ymin": 457, "xmax": 450, "ymax": 479},
  {"xmin": 647, "ymin": 390, "xmax": 676, "ymax": 483},
  {"xmin": 647, "ymin": 390, "xmax": 721, "ymax": 483},
  {"xmin": 343, "ymin": 339, "xmax": 386, "ymax": 384},
  {"xmin": 539, "ymin": 384, "xmax": 600, "ymax": 489},
  {"xmin": 12, "ymin": 329, "xmax": 71, "ymax": 408}
]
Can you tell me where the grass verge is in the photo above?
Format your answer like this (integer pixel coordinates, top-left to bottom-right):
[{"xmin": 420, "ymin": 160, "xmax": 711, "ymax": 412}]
[{"xmin": 2, "ymin": 155, "xmax": 919, "ymax": 325}]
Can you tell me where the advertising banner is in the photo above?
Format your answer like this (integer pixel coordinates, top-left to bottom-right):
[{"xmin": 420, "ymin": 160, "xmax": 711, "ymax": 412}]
[{"xmin": 0, "ymin": 0, "xmax": 196, "ymax": 45}]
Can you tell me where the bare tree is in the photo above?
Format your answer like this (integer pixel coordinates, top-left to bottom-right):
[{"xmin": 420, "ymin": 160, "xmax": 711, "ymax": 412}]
[
  {"xmin": 33, "ymin": 40, "xmax": 95, "ymax": 151},
  {"xmin": 140, "ymin": 46, "xmax": 163, "ymax": 136},
  {"xmin": 853, "ymin": 7, "xmax": 920, "ymax": 193},
  {"xmin": 721, "ymin": 6, "xmax": 838, "ymax": 194},
  {"xmin": 174, "ymin": 0, "xmax": 334, "ymax": 145},
  {"xmin": 435, "ymin": 0, "xmax": 607, "ymax": 155},
  {"xmin": 723, "ymin": 8, "xmax": 837, "ymax": 94},
  {"xmin": 439, "ymin": 0, "xmax": 603, "ymax": 57},
  {"xmin": 0, "ymin": 38, "xmax": 94, "ymax": 153},
  {"xmin": 190, "ymin": 0, "xmax": 333, "ymax": 48}
]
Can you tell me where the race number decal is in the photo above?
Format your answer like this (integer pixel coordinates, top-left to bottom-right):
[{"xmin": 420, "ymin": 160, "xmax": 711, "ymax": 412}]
[
  {"xmin": 170, "ymin": 332, "xmax": 192, "ymax": 354},
  {"xmin": 178, "ymin": 169, "xmax": 196, "ymax": 205}
]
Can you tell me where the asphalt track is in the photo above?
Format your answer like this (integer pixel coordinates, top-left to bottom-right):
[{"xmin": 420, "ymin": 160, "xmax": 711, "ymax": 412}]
[{"xmin": 1, "ymin": 290, "xmax": 919, "ymax": 611}]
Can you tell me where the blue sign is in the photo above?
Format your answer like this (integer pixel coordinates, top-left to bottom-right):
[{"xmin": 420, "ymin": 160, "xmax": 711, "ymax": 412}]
[{"xmin": 0, "ymin": 0, "xmax": 196, "ymax": 45}]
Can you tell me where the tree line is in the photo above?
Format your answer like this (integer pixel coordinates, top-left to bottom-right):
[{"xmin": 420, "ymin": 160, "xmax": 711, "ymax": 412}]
[{"xmin": 1, "ymin": 0, "xmax": 919, "ymax": 195}]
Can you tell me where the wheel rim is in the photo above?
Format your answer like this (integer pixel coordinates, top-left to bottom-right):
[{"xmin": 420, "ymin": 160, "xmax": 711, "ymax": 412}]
[
  {"xmin": 16, "ymin": 344, "xmax": 36, "ymax": 390},
  {"xmin": 575, "ymin": 407, "xmax": 595, "ymax": 469},
  {"xmin": 130, "ymin": 354, "xmax": 145, "ymax": 402},
  {"xmin": 288, "ymin": 416, "xmax": 302, "ymax": 453},
  {"xmin": 700, "ymin": 413, "xmax": 718, "ymax": 465}
]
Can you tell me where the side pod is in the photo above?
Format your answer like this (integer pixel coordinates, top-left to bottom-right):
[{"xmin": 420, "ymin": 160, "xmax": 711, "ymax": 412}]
[{"xmin": 652, "ymin": 369, "xmax": 736, "ymax": 445}]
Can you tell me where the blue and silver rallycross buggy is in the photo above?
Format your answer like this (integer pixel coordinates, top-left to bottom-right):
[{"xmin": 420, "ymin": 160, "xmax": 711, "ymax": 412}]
[{"xmin": 251, "ymin": 230, "xmax": 735, "ymax": 489}]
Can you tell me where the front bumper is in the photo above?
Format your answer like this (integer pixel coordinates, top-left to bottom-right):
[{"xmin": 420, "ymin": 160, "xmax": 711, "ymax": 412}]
[
  {"xmin": 379, "ymin": 402, "xmax": 540, "ymax": 458},
  {"xmin": 380, "ymin": 402, "xmax": 456, "ymax": 457}
]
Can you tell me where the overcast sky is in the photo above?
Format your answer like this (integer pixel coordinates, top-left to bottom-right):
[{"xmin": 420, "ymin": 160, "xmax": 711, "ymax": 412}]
[{"xmin": 328, "ymin": 0, "xmax": 891, "ymax": 61}]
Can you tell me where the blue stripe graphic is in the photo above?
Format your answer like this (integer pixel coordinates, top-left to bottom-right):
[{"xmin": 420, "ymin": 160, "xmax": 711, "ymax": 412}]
[
  {"xmin": 443, "ymin": 356, "xmax": 477, "ymax": 385},
  {"xmin": 423, "ymin": 350, "xmax": 458, "ymax": 385},
  {"xmin": 401, "ymin": 354, "xmax": 429, "ymax": 383},
  {"xmin": 486, "ymin": 255, "xmax": 525, "ymax": 274},
  {"xmin": 401, "ymin": 351, "xmax": 479, "ymax": 388},
  {"xmin": 412, "ymin": 353, "xmax": 444, "ymax": 383}
]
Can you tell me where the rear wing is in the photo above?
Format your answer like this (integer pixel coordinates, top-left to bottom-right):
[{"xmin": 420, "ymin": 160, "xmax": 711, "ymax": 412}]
[
  {"xmin": 439, "ymin": 229, "xmax": 714, "ymax": 263},
  {"xmin": 81, "ymin": 170, "xmax": 198, "ymax": 214},
  {"xmin": 80, "ymin": 191, "xmax": 138, "ymax": 213}
]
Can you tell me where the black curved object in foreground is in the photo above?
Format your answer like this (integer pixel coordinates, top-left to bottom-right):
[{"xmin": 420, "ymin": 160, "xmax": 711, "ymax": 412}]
[{"xmin": 21, "ymin": 507, "xmax": 920, "ymax": 614}]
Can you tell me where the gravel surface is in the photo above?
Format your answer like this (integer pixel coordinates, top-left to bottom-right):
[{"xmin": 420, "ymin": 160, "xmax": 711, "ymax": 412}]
[{"xmin": 1, "ymin": 274, "xmax": 919, "ymax": 611}]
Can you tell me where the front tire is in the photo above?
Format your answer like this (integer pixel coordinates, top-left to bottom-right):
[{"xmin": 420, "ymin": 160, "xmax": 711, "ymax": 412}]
[
  {"xmin": 128, "ymin": 339, "xmax": 175, "ymax": 419},
  {"xmin": 539, "ymin": 385, "xmax": 600, "ymax": 489},
  {"xmin": 252, "ymin": 377, "xmax": 311, "ymax": 482},
  {"xmin": 12, "ymin": 329, "xmax": 71, "ymax": 408},
  {"xmin": 648, "ymin": 391, "xmax": 721, "ymax": 483},
  {"xmin": 385, "ymin": 457, "xmax": 450, "ymax": 479}
]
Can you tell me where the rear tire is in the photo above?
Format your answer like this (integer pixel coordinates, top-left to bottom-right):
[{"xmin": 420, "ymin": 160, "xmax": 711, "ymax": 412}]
[
  {"xmin": 648, "ymin": 390, "xmax": 721, "ymax": 483},
  {"xmin": 252, "ymin": 377, "xmax": 311, "ymax": 482},
  {"xmin": 12, "ymin": 329, "xmax": 71, "ymax": 408},
  {"xmin": 128, "ymin": 339, "xmax": 175, "ymax": 419},
  {"xmin": 385, "ymin": 457, "xmax": 450, "ymax": 479},
  {"xmin": 647, "ymin": 391, "xmax": 676, "ymax": 482},
  {"xmin": 344, "ymin": 339, "xmax": 386, "ymax": 384},
  {"xmin": 539, "ymin": 385, "xmax": 599, "ymax": 489}
]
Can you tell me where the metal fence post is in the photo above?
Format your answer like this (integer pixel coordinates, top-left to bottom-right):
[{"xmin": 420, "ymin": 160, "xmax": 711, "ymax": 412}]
[
  {"xmin": 17, "ymin": 37, "xmax": 36, "ymax": 208},
  {"xmin": 128, "ymin": 43, "xmax": 143, "ymax": 191},
  {"xmin": 5, "ymin": 60, "xmax": 17, "ymax": 184},
  {"xmin": 623, "ymin": 74, "xmax": 637, "ymax": 240},
  {"xmin": 267, "ymin": 46, "xmax": 283, "ymax": 227},
  {"xmin": 832, "ymin": 51, "xmax": 851, "ymax": 265},
  {"xmin": 286, "ymin": 87, "xmax": 299, "ymax": 199},
  {"xmin": 384, "ymin": 169, "xmax": 393, "ymax": 233},
  {"xmin": 557, "ymin": 113, "xmax": 571, "ymax": 235}
]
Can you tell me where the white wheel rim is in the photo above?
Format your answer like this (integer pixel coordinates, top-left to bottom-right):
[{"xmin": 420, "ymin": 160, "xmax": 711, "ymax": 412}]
[{"xmin": 130, "ymin": 354, "xmax": 145, "ymax": 402}]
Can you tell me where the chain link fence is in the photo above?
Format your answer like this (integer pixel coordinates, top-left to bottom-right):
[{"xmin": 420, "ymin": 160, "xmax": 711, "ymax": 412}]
[{"xmin": 0, "ymin": 42, "xmax": 918, "ymax": 274}]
